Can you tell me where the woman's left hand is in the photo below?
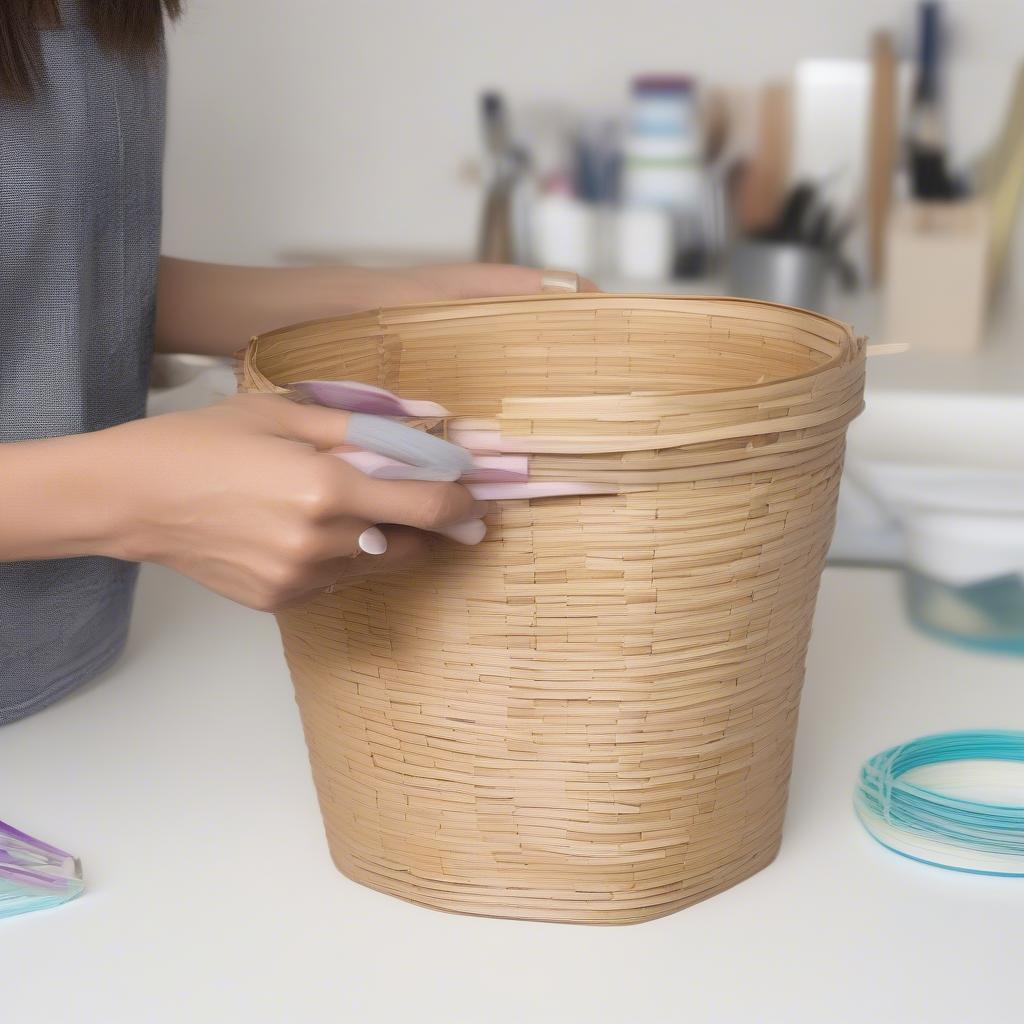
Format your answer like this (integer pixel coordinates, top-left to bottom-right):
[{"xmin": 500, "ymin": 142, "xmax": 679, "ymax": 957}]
[
  {"xmin": 378, "ymin": 263, "xmax": 601, "ymax": 305},
  {"xmin": 156, "ymin": 259, "xmax": 599, "ymax": 359}
]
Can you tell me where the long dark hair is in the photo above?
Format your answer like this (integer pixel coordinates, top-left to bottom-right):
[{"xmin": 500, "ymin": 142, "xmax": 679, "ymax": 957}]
[{"xmin": 0, "ymin": 0, "xmax": 182, "ymax": 99}]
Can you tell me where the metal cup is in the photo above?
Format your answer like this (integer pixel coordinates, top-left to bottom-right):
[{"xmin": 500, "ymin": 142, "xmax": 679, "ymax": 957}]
[{"xmin": 727, "ymin": 241, "xmax": 827, "ymax": 310}]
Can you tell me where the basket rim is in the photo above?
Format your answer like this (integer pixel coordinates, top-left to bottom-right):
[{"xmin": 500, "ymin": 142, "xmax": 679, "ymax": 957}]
[{"xmin": 243, "ymin": 292, "xmax": 863, "ymax": 403}]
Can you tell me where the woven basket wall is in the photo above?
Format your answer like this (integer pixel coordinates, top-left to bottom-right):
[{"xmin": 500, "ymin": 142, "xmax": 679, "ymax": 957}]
[{"xmin": 241, "ymin": 294, "xmax": 865, "ymax": 925}]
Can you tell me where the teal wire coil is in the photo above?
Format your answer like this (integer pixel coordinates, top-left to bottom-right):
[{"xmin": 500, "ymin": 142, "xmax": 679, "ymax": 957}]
[{"xmin": 854, "ymin": 730, "xmax": 1024, "ymax": 875}]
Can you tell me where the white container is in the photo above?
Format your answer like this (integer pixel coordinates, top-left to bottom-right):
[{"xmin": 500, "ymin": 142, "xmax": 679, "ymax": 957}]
[
  {"xmin": 614, "ymin": 206, "xmax": 674, "ymax": 282},
  {"xmin": 855, "ymin": 467, "xmax": 1024, "ymax": 652},
  {"xmin": 530, "ymin": 189, "xmax": 595, "ymax": 277},
  {"xmin": 853, "ymin": 463, "xmax": 1024, "ymax": 581},
  {"xmin": 622, "ymin": 135, "xmax": 704, "ymax": 210},
  {"xmin": 845, "ymin": 393, "xmax": 1024, "ymax": 653},
  {"xmin": 621, "ymin": 75, "xmax": 705, "ymax": 261}
]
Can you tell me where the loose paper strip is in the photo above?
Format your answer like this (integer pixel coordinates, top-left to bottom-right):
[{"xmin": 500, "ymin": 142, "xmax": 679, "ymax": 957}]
[
  {"xmin": 0, "ymin": 820, "xmax": 84, "ymax": 920},
  {"xmin": 335, "ymin": 449, "xmax": 609, "ymax": 498},
  {"xmin": 465, "ymin": 481, "xmax": 619, "ymax": 500},
  {"xmin": 446, "ymin": 429, "xmax": 507, "ymax": 453},
  {"xmin": 335, "ymin": 450, "xmax": 529, "ymax": 483},
  {"xmin": 865, "ymin": 342, "xmax": 910, "ymax": 357},
  {"xmin": 291, "ymin": 380, "xmax": 451, "ymax": 419}
]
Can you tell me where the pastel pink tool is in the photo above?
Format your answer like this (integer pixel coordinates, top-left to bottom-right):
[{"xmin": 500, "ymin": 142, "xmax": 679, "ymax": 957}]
[
  {"xmin": 334, "ymin": 450, "xmax": 530, "ymax": 484},
  {"xmin": 291, "ymin": 380, "xmax": 451, "ymax": 419}
]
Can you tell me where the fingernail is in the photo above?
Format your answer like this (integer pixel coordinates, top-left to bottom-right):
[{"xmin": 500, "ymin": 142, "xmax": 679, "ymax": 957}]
[
  {"xmin": 438, "ymin": 518, "xmax": 487, "ymax": 545},
  {"xmin": 470, "ymin": 500, "xmax": 492, "ymax": 519},
  {"xmin": 357, "ymin": 526, "xmax": 388, "ymax": 555}
]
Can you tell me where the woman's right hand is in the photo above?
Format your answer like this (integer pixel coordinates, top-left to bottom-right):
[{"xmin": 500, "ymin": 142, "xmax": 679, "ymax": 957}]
[{"xmin": 2, "ymin": 394, "xmax": 487, "ymax": 611}]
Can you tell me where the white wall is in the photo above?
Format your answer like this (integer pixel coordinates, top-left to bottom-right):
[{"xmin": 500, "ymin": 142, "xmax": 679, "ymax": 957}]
[{"xmin": 162, "ymin": 0, "xmax": 1024, "ymax": 266}]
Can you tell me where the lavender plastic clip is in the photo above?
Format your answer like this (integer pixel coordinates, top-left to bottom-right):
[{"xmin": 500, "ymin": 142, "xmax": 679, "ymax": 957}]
[{"xmin": 0, "ymin": 819, "xmax": 84, "ymax": 920}]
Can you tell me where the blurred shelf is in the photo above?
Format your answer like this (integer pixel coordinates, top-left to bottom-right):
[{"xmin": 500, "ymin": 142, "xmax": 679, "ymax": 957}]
[
  {"xmin": 273, "ymin": 248, "xmax": 1024, "ymax": 399},
  {"xmin": 602, "ymin": 275, "xmax": 1024, "ymax": 398},
  {"xmin": 829, "ymin": 286, "xmax": 1024, "ymax": 398}
]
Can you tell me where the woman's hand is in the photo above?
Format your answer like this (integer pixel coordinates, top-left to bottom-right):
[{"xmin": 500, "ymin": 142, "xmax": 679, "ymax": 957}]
[
  {"xmin": 156, "ymin": 259, "xmax": 599, "ymax": 358},
  {"xmin": 375, "ymin": 263, "xmax": 600, "ymax": 305},
  {"xmin": 0, "ymin": 395, "xmax": 486, "ymax": 611}
]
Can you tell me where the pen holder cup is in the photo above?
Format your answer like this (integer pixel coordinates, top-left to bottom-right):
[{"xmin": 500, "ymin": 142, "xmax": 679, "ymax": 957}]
[
  {"xmin": 883, "ymin": 199, "xmax": 991, "ymax": 354},
  {"xmin": 727, "ymin": 241, "xmax": 827, "ymax": 311},
  {"xmin": 240, "ymin": 294, "xmax": 866, "ymax": 924}
]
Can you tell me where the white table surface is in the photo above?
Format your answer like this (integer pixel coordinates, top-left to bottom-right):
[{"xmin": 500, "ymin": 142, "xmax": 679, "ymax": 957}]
[{"xmin": 2, "ymin": 564, "xmax": 1022, "ymax": 1024}]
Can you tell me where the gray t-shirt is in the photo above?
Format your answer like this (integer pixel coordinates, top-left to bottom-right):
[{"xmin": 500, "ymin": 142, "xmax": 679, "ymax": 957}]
[{"xmin": 0, "ymin": 3, "xmax": 165, "ymax": 724}]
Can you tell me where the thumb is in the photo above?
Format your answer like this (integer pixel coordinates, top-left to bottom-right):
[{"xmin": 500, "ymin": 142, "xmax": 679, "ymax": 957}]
[{"xmin": 258, "ymin": 394, "xmax": 352, "ymax": 451}]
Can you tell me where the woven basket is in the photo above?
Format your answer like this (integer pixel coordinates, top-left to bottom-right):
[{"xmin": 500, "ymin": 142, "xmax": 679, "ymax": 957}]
[{"xmin": 241, "ymin": 294, "xmax": 865, "ymax": 925}]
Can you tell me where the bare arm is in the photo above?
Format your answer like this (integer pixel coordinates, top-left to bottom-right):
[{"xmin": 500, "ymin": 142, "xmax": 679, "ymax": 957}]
[
  {"xmin": 5, "ymin": 263, "xmax": 592, "ymax": 607},
  {"xmin": 154, "ymin": 257, "xmax": 395, "ymax": 356},
  {"xmin": 0, "ymin": 396, "xmax": 484, "ymax": 610},
  {"xmin": 0, "ymin": 433, "xmax": 115, "ymax": 561},
  {"xmin": 154, "ymin": 257, "xmax": 595, "ymax": 357}
]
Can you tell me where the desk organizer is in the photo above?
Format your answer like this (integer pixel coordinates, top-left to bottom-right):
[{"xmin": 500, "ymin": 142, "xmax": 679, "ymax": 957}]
[
  {"xmin": 883, "ymin": 200, "xmax": 991, "ymax": 354},
  {"xmin": 241, "ymin": 294, "xmax": 865, "ymax": 924}
]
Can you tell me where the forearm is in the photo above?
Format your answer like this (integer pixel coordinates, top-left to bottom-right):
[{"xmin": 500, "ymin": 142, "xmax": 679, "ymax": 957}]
[
  {"xmin": 0, "ymin": 433, "xmax": 121, "ymax": 562},
  {"xmin": 154, "ymin": 257, "xmax": 415, "ymax": 357},
  {"xmin": 153, "ymin": 258, "xmax": 575, "ymax": 358}
]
